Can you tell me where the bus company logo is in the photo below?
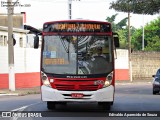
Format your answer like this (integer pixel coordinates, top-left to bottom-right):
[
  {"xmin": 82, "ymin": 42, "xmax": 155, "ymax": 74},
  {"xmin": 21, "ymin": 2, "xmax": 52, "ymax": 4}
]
[{"xmin": 66, "ymin": 76, "xmax": 87, "ymax": 78}]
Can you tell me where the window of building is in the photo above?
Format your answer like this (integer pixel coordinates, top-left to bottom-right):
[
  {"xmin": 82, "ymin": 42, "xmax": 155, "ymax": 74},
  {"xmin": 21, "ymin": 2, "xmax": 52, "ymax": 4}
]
[
  {"xmin": 4, "ymin": 36, "xmax": 7, "ymax": 46},
  {"xmin": 0, "ymin": 35, "xmax": 3, "ymax": 46},
  {"xmin": 19, "ymin": 37, "xmax": 23, "ymax": 47}
]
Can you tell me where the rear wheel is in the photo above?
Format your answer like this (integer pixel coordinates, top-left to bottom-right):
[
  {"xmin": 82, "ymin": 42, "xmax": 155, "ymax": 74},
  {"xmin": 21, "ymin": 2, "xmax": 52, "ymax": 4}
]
[{"xmin": 47, "ymin": 102, "xmax": 56, "ymax": 110}]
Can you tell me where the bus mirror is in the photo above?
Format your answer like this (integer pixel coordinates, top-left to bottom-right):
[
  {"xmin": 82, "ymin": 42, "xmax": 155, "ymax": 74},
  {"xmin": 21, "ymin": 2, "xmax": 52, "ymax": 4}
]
[
  {"xmin": 34, "ymin": 35, "xmax": 39, "ymax": 49},
  {"xmin": 114, "ymin": 37, "xmax": 120, "ymax": 48}
]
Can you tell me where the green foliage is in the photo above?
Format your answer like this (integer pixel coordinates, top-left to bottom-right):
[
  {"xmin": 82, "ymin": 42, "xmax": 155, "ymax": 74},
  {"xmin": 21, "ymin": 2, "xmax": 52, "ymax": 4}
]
[
  {"xmin": 106, "ymin": 14, "xmax": 128, "ymax": 32},
  {"xmin": 106, "ymin": 13, "xmax": 118, "ymax": 32},
  {"xmin": 116, "ymin": 17, "xmax": 128, "ymax": 30},
  {"xmin": 117, "ymin": 29, "xmax": 128, "ymax": 49},
  {"xmin": 109, "ymin": 0, "xmax": 160, "ymax": 15},
  {"xmin": 106, "ymin": 14, "xmax": 160, "ymax": 51},
  {"xmin": 132, "ymin": 17, "xmax": 160, "ymax": 51},
  {"xmin": 106, "ymin": 14, "xmax": 136, "ymax": 49}
]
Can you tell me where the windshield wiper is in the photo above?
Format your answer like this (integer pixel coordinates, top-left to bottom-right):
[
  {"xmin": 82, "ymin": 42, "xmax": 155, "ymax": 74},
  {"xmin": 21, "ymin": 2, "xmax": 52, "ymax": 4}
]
[
  {"xmin": 60, "ymin": 36, "xmax": 69, "ymax": 53},
  {"xmin": 59, "ymin": 36, "xmax": 70, "ymax": 62}
]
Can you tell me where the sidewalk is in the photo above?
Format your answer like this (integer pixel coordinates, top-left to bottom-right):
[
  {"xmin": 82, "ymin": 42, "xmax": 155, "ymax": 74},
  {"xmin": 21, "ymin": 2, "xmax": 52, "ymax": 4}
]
[
  {"xmin": 0, "ymin": 80, "xmax": 152, "ymax": 96},
  {"xmin": 0, "ymin": 87, "xmax": 40, "ymax": 96}
]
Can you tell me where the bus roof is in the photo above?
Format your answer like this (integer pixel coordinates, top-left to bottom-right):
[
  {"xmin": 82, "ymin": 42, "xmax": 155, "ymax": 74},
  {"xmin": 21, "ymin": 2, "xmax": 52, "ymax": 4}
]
[
  {"xmin": 43, "ymin": 19, "xmax": 111, "ymax": 25},
  {"xmin": 43, "ymin": 20, "xmax": 112, "ymax": 34}
]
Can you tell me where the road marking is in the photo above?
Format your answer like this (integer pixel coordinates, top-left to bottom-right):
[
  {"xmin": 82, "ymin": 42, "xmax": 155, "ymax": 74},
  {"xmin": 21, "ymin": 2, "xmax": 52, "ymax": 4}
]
[
  {"xmin": 0, "ymin": 93, "xmax": 18, "ymax": 96},
  {"xmin": 11, "ymin": 101, "xmax": 42, "ymax": 112},
  {"xmin": 7, "ymin": 102, "xmax": 42, "ymax": 120}
]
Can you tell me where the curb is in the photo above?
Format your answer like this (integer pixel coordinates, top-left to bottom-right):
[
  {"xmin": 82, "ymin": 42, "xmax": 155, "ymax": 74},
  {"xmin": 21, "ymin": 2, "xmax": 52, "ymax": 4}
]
[
  {"xmin": 115, "ymin": 82, "xmax": 152, "ymax": 85},
  {"xmin": 0, "ymin": 93, "xmax": 19, "ymax": 96}
]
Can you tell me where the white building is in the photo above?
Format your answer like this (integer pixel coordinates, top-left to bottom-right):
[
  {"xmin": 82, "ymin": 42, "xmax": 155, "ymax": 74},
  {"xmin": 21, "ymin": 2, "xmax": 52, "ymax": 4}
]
[{"xmin": 0, "ymin": 26, "xmax": 29, "ymax": 48}]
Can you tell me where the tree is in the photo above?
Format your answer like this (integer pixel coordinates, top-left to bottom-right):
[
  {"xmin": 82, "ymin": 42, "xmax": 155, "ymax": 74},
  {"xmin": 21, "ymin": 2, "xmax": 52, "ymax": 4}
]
[
  {"xmin": 109, "ymin": 0, "xmax": 160, "ymax": 15},
  {"xmin": 132, "ymin": 17, "xmax": 160, "ymax": 51},
  {"xmin": 106, "ymin": 13, "xmax": 128, "ymax": 31},
  {"xmin": 106, "ymin": 14, "xmax": 136, "ymax": 49},
  {"xmin": 106, "ymin": 13, "xmax": 118, "ymax": 32}
]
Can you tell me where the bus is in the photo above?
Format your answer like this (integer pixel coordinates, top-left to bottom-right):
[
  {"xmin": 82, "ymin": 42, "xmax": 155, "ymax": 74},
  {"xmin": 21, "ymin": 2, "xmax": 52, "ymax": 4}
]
[{"xmin": 34, "ymin": 20, "xmax": 119, "ymax": 110}]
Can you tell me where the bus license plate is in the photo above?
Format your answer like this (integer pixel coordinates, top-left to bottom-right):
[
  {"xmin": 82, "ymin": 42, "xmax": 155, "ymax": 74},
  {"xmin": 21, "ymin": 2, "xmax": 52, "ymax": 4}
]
[{"xmin": 71, "ymin": 93, "xmax": 83, "ymax": 98}]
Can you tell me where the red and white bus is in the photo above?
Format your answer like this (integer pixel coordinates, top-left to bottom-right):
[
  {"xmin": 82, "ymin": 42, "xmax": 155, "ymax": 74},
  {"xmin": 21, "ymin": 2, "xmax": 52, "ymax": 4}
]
[{"xmin": 34, "ymin": 20, "xmax": 119, "ymax": 110}]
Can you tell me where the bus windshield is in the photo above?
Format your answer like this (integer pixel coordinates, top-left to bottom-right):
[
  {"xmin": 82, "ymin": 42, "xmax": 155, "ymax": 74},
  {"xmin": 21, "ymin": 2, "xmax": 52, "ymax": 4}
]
[{"xmin": 42, "ymin": 35, "xmax": 113, "ymax": 75}]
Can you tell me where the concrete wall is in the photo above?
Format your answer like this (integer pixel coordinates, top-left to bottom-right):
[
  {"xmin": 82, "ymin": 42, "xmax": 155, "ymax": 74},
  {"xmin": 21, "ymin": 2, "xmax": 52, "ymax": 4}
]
[
  {"xmin": 115, "ymin": 49, "xmax": 129, "ymax": 80},
  {"xmin": 0, "ymin": 47, "xmax": 41, "ymax": 88},
  {"xmin": 131, "ymin": 51, "xmax": 160, "ymax": 80}
]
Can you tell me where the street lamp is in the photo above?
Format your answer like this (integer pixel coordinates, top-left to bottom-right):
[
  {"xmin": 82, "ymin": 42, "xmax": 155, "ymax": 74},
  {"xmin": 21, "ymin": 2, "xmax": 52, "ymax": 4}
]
[
  {"xmin": 68, "ymin": 0, "xmax": 81, "ymax": 19},
  {"xmin": 68, "ymin": 0, "xmax": 72, "ymax": 19},
  {"xmin": 142, "ymin": 14, "xmax": 145, "ymax": 50}
]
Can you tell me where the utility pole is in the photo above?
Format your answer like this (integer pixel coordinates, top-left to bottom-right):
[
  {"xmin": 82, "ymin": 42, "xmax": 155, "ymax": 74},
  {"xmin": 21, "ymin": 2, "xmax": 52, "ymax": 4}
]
[
  {"xmin": 8, "ymin": 0, "xmax": 15, "ymax": 91},
  {"xmin": 128, "ymin": 12, "xmax": 132, "ymax": 82},
  {"xmin": 68, "ymin": 0, "xmax": 72, "ymax": 19},
  {"xmin": 128, "ymin": 0, "xmax": 132, "ymax": 82},
  {"xmin": 142, "ymin": 14, "xmax": 145, "ymax": 50}
]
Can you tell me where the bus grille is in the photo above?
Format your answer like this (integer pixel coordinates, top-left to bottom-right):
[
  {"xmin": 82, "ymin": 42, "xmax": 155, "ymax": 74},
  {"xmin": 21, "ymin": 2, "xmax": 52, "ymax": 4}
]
[
  {"xmin": 53, "ymin": 79, "xmax": 100, "ymax": 91},
  {"xmin": 55, "ymin": 85, "xmax": 75, "ymax": 90}
]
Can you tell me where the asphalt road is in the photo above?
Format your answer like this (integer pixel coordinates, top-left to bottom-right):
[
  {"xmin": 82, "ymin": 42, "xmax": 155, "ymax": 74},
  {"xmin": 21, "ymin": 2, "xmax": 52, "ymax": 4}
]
[{"xmin": 0, "ymin": 82, "xmax": 160, "ymax": 120}]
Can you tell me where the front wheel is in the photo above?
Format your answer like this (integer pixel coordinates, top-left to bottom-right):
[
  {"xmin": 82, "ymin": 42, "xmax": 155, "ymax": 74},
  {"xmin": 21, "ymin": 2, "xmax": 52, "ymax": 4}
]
[
  {"xmin": 47, "ymin": 102, "xmax": 56, "ymax": 110},
  {"xmin": 98, "ymin": 102, "xmax": 111, "ymax": 111},
  {"xmin": 153, "ymin": 90, "xmax": 157, "ymax": 95}
]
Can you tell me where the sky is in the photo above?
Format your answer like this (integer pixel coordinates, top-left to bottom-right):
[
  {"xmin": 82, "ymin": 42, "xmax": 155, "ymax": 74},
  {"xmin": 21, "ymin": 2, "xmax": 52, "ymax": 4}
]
[{"xmin": 0, "ymin": 0, "xmax": 160, "ymax": 29}]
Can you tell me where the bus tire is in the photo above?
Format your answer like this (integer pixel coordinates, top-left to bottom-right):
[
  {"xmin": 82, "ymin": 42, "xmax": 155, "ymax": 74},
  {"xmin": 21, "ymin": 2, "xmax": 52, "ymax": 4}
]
[
  {"xmin": 98, "ymin": 102, "xmax": 111, "ymax": 111},
  {"xmin": 47, "ymin": 102, "xmax": 56, "ymax": 110}
]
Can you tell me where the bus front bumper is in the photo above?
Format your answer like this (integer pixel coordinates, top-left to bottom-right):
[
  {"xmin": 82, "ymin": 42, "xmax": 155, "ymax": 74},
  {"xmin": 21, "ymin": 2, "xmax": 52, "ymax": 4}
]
[{"xmin": 41, "ymin": 85, "xmax": 114, "ymax": 102}]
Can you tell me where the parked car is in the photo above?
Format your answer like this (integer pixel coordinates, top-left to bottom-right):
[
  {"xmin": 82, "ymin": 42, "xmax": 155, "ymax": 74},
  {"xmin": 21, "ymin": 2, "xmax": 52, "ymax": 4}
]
[{"xmin": 152, "ymin": 68, "xmax": 160, "ymax": 95}]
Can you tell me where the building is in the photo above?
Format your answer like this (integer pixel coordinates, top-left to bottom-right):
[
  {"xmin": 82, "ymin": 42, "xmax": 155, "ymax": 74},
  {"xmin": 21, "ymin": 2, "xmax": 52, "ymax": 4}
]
[
  {"xmin": 0, "ymin": 26, "xmax": 29, "ymax": 48},
  {"xmin": 0, "ymin": 26, "xmax": 41, "ymax": 89}
]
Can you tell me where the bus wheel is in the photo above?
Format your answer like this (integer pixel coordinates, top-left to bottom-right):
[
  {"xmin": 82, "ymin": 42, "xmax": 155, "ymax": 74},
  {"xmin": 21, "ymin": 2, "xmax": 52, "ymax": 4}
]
[
  {"xmin": 47, "ymin": 102, "xmax": 56, "ymax": 110},
  {"xmin": 98, "ymin": 102, "xmax": 111, "ymax": 111}
]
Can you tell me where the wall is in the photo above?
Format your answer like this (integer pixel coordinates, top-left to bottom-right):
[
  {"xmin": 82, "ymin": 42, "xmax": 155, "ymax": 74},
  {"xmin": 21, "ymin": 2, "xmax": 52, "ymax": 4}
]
[
  {"xmin": 0, "ymin": 47, "xmax": 41, "ymax": 89},
  {"xmin": 115, "ymin": 49, "xmax": 129, "ymax": 80},
  {"xmin": 131, "ymin": 51, "xmax": 160, "ymax": 80}
]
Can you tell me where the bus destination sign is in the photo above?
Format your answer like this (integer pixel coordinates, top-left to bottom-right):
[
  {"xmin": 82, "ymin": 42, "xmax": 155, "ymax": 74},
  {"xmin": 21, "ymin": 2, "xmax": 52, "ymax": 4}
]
[{"xmin": 43, "ymin": 22, "xmax": 111, "ymax": 33}]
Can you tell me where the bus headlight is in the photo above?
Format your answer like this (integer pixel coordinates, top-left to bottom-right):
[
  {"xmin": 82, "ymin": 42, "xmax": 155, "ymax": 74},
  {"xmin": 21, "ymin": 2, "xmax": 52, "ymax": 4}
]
[
  {"xmin": 41, "ymin": 72, "xmax": 51, "ymax": 87},
  {"xmin": 104, "ymin": 72, "xmax": 113, "ymax": 87}
]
